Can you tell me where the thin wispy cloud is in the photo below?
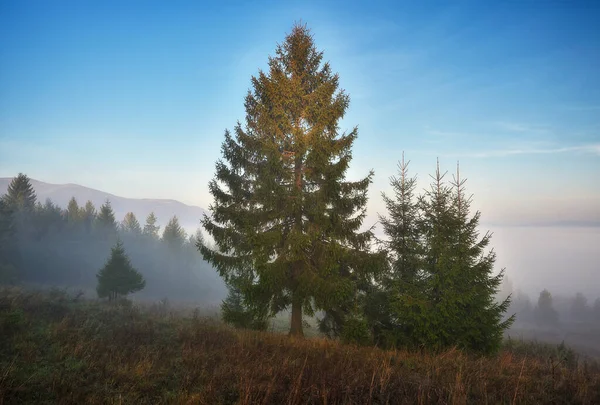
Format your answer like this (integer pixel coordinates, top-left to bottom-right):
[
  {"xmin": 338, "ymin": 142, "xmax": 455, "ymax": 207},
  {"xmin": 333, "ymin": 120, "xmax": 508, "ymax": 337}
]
[
  {"xmin": 493, "ymin": 121, "xmax": 551, "ymax": 134},
  {"xmin": 451, "ymin": 143, "xmax": 600, "ymax": 158}
]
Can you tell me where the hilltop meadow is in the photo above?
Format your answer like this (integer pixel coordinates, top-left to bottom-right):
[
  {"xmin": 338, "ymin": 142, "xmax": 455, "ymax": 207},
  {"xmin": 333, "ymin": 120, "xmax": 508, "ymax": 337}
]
[{"xmin": 1, "ymin": 287, "xmax": 600, "ymax": 404}]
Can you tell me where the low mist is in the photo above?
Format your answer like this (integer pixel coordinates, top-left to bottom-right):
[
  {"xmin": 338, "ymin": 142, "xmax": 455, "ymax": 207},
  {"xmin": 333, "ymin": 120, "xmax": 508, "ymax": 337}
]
[{"xmin": 3, "ymin": 194, "xmax": 227, "ymax": 307}]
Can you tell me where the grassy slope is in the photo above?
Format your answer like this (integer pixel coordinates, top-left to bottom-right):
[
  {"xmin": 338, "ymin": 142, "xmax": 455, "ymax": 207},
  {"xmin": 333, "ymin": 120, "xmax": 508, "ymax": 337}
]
[{"xmin": 1, "ymin": 288, "xmax": 599, "ymax": 405}]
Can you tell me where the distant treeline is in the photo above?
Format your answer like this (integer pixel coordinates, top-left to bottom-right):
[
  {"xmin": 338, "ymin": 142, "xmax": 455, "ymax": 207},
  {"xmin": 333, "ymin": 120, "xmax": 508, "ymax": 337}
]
[
  {"xmin": 499, "ymin": 279, "xmax": 600, "ymax": 328},
  {"xmin": 0, "ymin": 173, "xmax": 226, "ymax": 304}
]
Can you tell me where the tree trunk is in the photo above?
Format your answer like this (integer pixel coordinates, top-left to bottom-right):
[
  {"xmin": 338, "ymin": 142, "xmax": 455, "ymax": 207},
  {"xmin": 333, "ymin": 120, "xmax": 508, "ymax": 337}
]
[
  {"xmin": 289, "ymin": 141, "xmax": 305, "ymax": 338},
  {"xmin": 289, "ymin": 293, "xmax": 304, "ymax": 337}
]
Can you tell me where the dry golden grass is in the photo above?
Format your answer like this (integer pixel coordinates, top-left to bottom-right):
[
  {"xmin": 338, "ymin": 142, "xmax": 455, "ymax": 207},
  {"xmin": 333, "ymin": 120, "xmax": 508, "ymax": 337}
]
[{"xmin": 1, "ymin": 287, "xmax": 599, "ymax": 404}]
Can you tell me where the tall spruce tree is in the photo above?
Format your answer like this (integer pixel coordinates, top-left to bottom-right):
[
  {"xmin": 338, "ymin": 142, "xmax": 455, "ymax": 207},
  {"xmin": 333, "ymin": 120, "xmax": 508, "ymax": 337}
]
[
  {"xmin": 199, "ymin": 24, "xmax": 376, "ymax": 336},
  {"xmin": 143, "ymin": 212, "xmax": 160, "ymax": 239},
  {"xmin": 369, "ymin": 154, "xmax": 426, "ymax": 348},
  {"xmin": 446, "ymin": 163, "xmax": 513, "ymax": 353},
  {"xmin": 415, "ymin": 161, "xmax": 513, "ymax": 353}
]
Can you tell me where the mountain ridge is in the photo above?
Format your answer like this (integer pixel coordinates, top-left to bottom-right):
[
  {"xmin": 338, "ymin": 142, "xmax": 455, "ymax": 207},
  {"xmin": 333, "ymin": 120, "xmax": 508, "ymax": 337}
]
[{"xmin": 0, "ymin": 177, "xmax": 208, "ymax": 233}]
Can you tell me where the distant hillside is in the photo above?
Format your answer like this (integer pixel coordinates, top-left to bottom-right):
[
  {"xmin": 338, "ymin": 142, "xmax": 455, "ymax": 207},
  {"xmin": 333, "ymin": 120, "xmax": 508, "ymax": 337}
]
[{"xmin": 0, "ymin": 178, "xmax": 208, "ymax": 234}]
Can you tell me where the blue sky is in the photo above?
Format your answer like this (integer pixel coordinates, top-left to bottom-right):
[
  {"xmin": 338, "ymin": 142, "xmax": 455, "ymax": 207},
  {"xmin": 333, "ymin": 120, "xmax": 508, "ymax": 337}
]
[{"xmin": 1, "ymin": 0, "xmax": 599, "ymax": 228}]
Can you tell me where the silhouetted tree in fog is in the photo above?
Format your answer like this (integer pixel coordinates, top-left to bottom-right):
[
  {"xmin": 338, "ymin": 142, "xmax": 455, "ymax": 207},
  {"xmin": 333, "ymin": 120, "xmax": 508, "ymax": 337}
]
[
  {"xmin": 162, "ymin": 216, "xmax": 187, "ymax": 249},
  {"xmin": 534, "ymin": 289, "xmax": 559, "ymax": 327},
  {"xmin": 66, "ymin": 197, "xmax": 81, "ymax": 227},
  {"xmin": 96, "ymin": 200, "xmax": 118, "ymax": 240},
  {"xmin": 121, "ymin": 212, "xmax": 142, "ymax": 235},
  {"xmin": 96, "ymin": 240, "xmax": 145, "ymax": 301},
  {"xmin": 143, "ymin": 212, "xmax": 160, "ymax": 240},
  {"xmin": 34, "ymin": 199, "xmax": 65, "ymax": 239},
  {"xmin": 570, "ymin": 292, "xmax": 590, "ymax": 322},
  {"xmin": 0, "ymin": 198, "xmax": 17, "ymax": 283},
  {"xmin": 81, "ymin": 200, "xmax": 97, "ymax": 234}
]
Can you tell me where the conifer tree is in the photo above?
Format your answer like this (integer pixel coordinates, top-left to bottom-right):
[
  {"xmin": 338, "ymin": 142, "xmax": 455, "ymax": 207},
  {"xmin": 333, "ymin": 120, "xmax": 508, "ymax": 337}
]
[
  {"xmin": 570, "ymin": 292, "xmax": 589, "ymax": 320},
  {"xmin": 80, "ymin": 200, "xmax": 97, "ymax": 234},
  {"xmin": 162, "ymin": 215, "xmax": 187, "ymax": 249},
  {"xmin": 369, "ymin": 154, "xmax": 426, "ymax": 347},
  {"xmin": 377, "ymin": 160, "xmax": 513, "ymax": 353},
  {"xmin": 3, "ymin": 173, "xmax": 37, "ymax": 213},
  {"xmin": 199, "ymin": 24, "xmax": 377, "ymax": 336},
  {"xmin": 0, "ymin": 198, "xmax": 18, "ymax": 284},
  {"xmin": 121, "ymin": 212, "xmax": 142, "ymax": 235},
  {"xmin": 34, "ymin": 198, "xmax": 65, "ymax": 238},
  {"xmin": 66, "ymin": 197, "xmax": 81, "ymax": 226},
  {"xmin": 443, "ymin": 162, "xmax": 513, "ymax": 353},
  {"xmin": 189, "ymin": 228, "xmax": 204, "ymax": 247},
  {"xmin": 143, "ymin": 212, "xmax": 160, "ymax": 239},
  {"xmin": 3, "ymin": 174, "xmax": 37, "ymax": 239},
  {"xmin": 535, "ymin": 289, "xmax": 559, "ymax": 327},
  {"xmin": 96, "ymin": 199, "xmax": 117, "ymax": 239},
  {"xmin": 221, "ymin": 279, "xmax": 270, "ymax": 330},
  {"xmin": 96, "ymin": 240, "xmax": 145, "ymax": 301}
]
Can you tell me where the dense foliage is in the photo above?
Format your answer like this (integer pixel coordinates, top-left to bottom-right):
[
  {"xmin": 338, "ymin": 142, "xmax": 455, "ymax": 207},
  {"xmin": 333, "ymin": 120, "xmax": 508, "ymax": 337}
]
[
  {"xmin": 96, "ymin": 240, "xmax": 146, "ymax": 300},
  {"xmin": 199, "ymin": 24, "xmax": 381, "ymax": 336}
]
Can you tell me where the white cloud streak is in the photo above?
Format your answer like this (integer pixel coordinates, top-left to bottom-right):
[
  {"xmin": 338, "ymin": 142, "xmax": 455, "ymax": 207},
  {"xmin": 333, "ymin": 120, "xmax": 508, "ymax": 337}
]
[{"xmin": 463, "ymin": 143, "xmax": 600, "ymax": 158}]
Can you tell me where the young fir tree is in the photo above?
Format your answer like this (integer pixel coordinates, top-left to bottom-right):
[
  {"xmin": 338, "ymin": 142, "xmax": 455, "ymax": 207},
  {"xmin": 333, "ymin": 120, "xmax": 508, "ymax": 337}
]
[
  {"xmin": 143, "ymin": 212, "xmax": 160, "ymax": 239},
  {"xmin": 121, "ymin": 212, "xmax": 142, "ymax": 235},
  {"xmin": 199, "ymin": 24, "xmax": 377, "ymax": 336},
  {"xmin": 413, "ymin": 161, "xmax": 513, "ymax": 354},
  {"xmin": 369, "ymin": 154, "xmax": 426, "ymax": 348},
  {"xmin": 96, "ymin": 240, "xmax": 145, "ymax": 301}
]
